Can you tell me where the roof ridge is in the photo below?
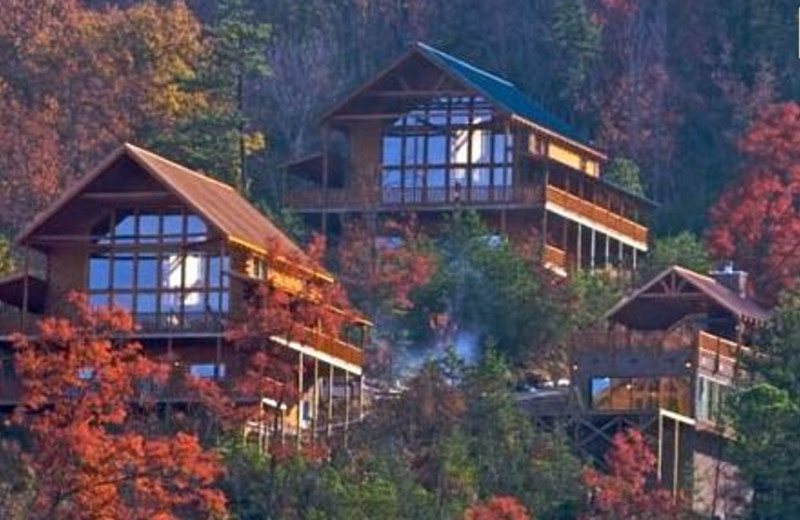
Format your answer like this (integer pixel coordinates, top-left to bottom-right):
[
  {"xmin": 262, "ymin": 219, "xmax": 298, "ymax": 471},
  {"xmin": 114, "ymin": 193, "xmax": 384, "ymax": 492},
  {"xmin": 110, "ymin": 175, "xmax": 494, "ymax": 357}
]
[
  {"xmin": 414, "ymin": 42, "xmax": 515, "ymax": 87},
  {"xmin": 124, "ymin": 143, "xmax": 235, "ymax": 193},
  {"xmin": 672, "ymin": 264, "xmax": 719, "ymax": 285}
]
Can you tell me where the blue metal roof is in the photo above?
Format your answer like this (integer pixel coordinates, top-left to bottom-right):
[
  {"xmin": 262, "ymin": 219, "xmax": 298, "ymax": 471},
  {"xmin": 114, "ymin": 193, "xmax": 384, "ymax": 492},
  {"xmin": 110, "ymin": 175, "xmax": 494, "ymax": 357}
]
[{"xmin": 414, "ymin": 42, "xmax": 596, "ymax": 152}]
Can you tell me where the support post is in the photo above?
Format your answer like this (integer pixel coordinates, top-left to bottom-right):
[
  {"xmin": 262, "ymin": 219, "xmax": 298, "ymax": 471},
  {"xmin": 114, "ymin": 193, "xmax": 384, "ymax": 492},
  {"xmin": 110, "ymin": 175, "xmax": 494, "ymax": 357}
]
[
  {"xmin": 590, "ymin": 228, "xmax": 596, "ymax": 270},
  {"xmin": 313, "ymin": 357, "xmax": 320, "ymax": 440},
  {"xmin": 576, "ymin": 223, "xmax": 582, "ymax": 270},
  {"xmin": 344, "ymin": 372, "xmax": 351, "ymax": 427},
  {"xmin": 297, "ymin": 352, "xmax": 304, "ymax": 448},
  {"xmin": 359, "ymin": 375, "xmax": 364, "ymax": 422},
  {"xmin": 657, "ymin": 412, "xmax": 664, "ymax": 482},
  {"xmin": 344, "ymin": 371, "xmax": 351, "ymax": 447},
  {"xmin": 605, "ymin": 234, "xmax": 610, "ymax": 270},
  {"xmin": 327, "ymin": 364, "xmax": 334, "ymax": 437},
  {"xmin": 632, "ymin": 248, "xmax": 638, "ymax": 270},
  {"xmin": 673, "ymin": 420, "xmax": 680, "ymax": 495}
]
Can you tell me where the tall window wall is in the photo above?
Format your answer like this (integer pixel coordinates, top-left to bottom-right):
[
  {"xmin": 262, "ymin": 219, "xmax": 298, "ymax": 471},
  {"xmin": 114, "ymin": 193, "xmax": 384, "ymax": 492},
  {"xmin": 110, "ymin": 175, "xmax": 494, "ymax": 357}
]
[
  {"xmin": 381, "ymin": 96, "xmax": 513, "ymax": 204},
  {"xmin": 87, "ymin": 208, "xmax": 229, "ymax": 331}
]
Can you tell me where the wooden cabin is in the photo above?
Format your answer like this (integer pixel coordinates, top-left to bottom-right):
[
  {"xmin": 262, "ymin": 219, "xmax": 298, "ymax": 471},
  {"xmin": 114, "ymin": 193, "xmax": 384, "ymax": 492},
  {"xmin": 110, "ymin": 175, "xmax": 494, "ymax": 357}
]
[
  {"xmin": 283, "ymin": 42, "xmax": 654, "ymax": 274},
  {"xmin": 570, "ymin": 265, "xmax": 769, "ymax": 518},
  {"xmin": 0, "ymin": 144, "xmax": 368, "ymax": 446}
]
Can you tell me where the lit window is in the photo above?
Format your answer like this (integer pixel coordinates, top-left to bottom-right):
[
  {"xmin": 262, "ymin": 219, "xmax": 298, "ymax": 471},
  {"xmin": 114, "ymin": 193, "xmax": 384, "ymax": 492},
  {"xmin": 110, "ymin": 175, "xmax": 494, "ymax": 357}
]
[{"xmin": 189, "ymin": 363, "xmax": 225, "ymax": 379}]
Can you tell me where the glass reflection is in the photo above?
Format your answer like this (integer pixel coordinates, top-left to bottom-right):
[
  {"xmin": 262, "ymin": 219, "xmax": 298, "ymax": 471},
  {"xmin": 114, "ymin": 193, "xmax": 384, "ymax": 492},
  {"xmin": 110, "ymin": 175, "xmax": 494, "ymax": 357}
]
[
  {"xmin": 381, "ymin": 96, "xmax": 513, "ymax": 204},
  {"xmin": 590, "ymin": 376, "xmax": 691, "ymax": 415},
  {"xmin": 87, "ymin": 208, "xmax": 227, "ymax": 331}
]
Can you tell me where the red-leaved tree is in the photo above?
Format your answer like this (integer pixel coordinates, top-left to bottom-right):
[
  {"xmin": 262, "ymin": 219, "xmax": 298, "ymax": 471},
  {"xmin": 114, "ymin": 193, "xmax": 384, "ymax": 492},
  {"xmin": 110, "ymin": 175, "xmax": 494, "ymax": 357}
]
[
  {"xmin": 338, "ymin": 216, "xmax": 436, "ymax": 316},
  {"xmin": 12, "ymin": 293, "xmax": 227, "ymax": 520},
  {"xmin": 464, "ymin": 496, "xmax": 533, "ymax": 520},
  {"xmin": 582, "ymin": 429, "xmax": 686, "ymax": 520},
  {"xmin": 708, "ymin": 102, "xmax": 800, "ymax": 303}
]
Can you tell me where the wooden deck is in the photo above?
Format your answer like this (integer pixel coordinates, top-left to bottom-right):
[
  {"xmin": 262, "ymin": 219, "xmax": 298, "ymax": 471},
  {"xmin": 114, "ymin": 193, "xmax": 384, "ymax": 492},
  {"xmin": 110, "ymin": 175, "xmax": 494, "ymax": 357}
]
[
  {"xmin": 545, "ymin": 185, "xmax": 648, "ymax": 245},
  {"xmin": 284, "ymin": 184, "xmax": 544, "ymax": 212}
]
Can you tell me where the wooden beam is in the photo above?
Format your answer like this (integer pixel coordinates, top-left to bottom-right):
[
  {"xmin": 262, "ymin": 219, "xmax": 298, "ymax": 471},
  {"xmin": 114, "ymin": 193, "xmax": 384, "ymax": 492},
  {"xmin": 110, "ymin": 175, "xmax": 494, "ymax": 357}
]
[
  {"xmin": 367, "ymin": 89, "xmax": 472, "ymax": 98},
  {"xmin": 81, "ymin": 191, "xmax": 173, "ymax": 201},
  {"xmin": 329, "ymin": 113, "xmax": 405, "ymax": 121}
]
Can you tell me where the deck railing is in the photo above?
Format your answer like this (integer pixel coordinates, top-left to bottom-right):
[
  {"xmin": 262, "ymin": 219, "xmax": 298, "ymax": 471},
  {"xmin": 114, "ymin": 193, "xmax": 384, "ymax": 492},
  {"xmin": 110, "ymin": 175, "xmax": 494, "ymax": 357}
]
[
  {"xmin": 296, "ymin": 326, "xmax": 363, "ymax": 367},
  {"xmin": 543, "ymin": 244, "xmax": 567, "ymax": 271},
  {"xmin": 697, "ymin": 331, "xmax": 739, "ymax": 359},
  {"xmin": 284, "ymin": 184, "xmax": 543, "ymax": 211},
  {"xmin": 545, "ymin": 185, "xmax": 648, "ymax": 244}
]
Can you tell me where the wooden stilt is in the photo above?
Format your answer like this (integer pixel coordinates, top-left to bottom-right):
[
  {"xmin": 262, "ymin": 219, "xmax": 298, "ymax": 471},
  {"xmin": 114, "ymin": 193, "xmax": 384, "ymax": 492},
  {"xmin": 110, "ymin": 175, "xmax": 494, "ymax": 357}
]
[
  {"xmin": 327, "ymin": 364, "xmax": 334, "ymax": 437},
  {"xmin": 297, "ymin": 352, "xmax": 303, "ymax": 449},
  {"xmin": 313, "ymin": 357, "xmax": 320, "ymax": 441}
]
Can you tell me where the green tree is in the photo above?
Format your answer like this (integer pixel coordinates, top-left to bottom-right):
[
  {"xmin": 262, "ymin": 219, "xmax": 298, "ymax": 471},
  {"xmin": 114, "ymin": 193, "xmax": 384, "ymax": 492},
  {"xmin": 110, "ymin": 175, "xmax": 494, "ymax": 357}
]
[
  {"xmin": 569, "ymin": 270, "xmax": 626, "ymax": 330},
  {"xmin": 0, "ymin": 234, "xmax": 14, "ymax": 276},
  {"xmin": 728, "ymin": 291, "xmax": 800, "ymax": 519},
  {"xmin": 408, "ymin": 212, "xmax": 571, "ymax": 365},
  {"xmin": 603, "ymin": 158, "xmax": 645, "ymax": 197},
  {"xmin": 551, "ymin": 0, "xmax": 601, "ymax": 110},
  {"xmin": 643, "ymin": 232, "xmax": 711, "ymax": 279},
  {"xmin": 464, "ymin": 350, "xmax": 584, "ymax": 520},
  {"xmin": 150, "ymin": 0, "xmax": 271, "ymax": 194}
]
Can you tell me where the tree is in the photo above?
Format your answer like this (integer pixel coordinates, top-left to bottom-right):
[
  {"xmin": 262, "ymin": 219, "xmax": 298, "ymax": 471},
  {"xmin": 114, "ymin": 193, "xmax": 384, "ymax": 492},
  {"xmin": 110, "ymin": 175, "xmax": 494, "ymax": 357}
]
[
  {"xmin": 0, "ymin": 0, "xmax": 207, "ymax": 231},
  {"xmin": 152, "ymin": 0, "xmax": 271, "ymax": 194},
  {"xmin": 464, "ymin": 496, "xmax": 533, "ymax": 520},
  {"xmin": 551, "ymin": 0, "xmax": 600, "ymax": 114},
  {"xmin": 603, "ymin": 158, "xmax": 645, "ymax": 196},
  {"xmin": 582, "ymin": 429, "xmax": 686, "ymax": 520},
  {"xmin": 11, "ymin": 293, "xmax": 226, "ymax": 520},
  {"xmin": 464, "ymin": 351, "xmax": 584, "ymax": 520},
  {"xmin": 708, "ymin": 102, "xmax": 800, "ymax": 304},
  {"xmin": 726, "ymin": 291, "xmax": 800, "ymax": 519},
  {"xmin": 0, "ymin": 234, "xmax": 15, "ymax": 276},
  {"xmin": 643, "ymin": 231, "xmax": 712, "ymax": 279},
  {"xmin": 408, "ymin": 212, "xmax": 572, "ymax": 366}
]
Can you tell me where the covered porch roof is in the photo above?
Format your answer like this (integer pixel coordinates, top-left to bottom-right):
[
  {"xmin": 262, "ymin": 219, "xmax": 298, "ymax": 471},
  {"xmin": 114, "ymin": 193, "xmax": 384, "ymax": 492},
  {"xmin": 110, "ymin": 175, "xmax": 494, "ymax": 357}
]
[
  {"xmin": 604, "ymin": 265, "xmax": 770, "ymax": 330},
  {"xmin": 0, "ymin": 273, "xmax": 47, "ymax": 313}
]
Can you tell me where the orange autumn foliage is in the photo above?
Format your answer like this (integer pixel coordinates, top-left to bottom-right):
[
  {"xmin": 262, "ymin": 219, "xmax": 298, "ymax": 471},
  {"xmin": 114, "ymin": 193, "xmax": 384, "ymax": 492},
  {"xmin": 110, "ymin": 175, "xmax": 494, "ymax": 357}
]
[
  {"xmin": 464, "ymin": 496, "xmax": 533, "ymax": 520},
  {"xmin": 708, "ymin": 102, "xmax": 800, "ymax": 304},
  {"xmin": 338, "ymin": 216, "xmax": 436, "ymax": 314},
  {"xmin": 581, "ymin": 429, "xmax": 686, "ymax": 520},
  {"xmin": 12, "ymin": 293, "xmax": 226, "ymax": 520}
]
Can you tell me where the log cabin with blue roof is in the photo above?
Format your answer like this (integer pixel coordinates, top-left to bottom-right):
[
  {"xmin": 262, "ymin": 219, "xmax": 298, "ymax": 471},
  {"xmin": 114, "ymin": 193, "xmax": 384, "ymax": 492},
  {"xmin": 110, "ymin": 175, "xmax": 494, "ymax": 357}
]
[{"xmin": 283, "ymin": 42, "xmax": 655, "ymax": 274}]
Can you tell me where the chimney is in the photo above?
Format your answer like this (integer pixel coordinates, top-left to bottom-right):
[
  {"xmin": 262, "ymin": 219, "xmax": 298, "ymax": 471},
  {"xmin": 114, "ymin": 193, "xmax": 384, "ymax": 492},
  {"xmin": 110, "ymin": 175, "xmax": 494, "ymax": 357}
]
[{"xmin": 710, "ymin": 261, "xmax": 748, "ymax": 299}]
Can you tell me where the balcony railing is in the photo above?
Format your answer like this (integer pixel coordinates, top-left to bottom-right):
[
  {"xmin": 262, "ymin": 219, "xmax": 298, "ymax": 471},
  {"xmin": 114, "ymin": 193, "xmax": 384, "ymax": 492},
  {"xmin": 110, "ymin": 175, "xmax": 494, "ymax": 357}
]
[
  {"xmin": 284, "ymin": 184, "xmax": 543, "ymax": 212},
  {"xmin": 697, "ymin": 331, "xmax": 739, "ymax": 359},
  {"xmin": 543, "ymin": 244, "xmax": 567, "ymax": 271},
  {"xmin": 545, "ymin": 185, "xmax": 648, "ymax": 245},
  {"xmin": 296, "ymin": 326, "xmax": 363, "ymax": 367}
]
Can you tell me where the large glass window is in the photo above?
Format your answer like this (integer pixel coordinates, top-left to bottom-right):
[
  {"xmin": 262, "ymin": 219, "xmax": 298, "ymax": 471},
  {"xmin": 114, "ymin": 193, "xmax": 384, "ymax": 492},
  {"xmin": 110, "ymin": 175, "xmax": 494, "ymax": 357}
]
[
  {"xmin": 696, "ymin": 376, "xmax": 732, "ymax": 424},
  {"xmin": 381, "ymin": 96, "xmax": 514, "ymax": 204},
  {"xmin": 590, "ymin": 376, "xmax": 692, "ymax": 416},
  {"xmin": 86, "ymin": 209, "xmax": 227, "ymax": 331}
]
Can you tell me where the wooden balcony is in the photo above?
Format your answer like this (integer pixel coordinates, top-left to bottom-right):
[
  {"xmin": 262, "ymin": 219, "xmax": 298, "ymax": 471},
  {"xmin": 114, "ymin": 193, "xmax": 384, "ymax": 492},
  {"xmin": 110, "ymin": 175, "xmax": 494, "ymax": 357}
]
[
  {"xmin": 297, "ymin": 326, "xmax": 363, "ymax": 367},
  {"xmin": 545, "ymin": 185, "xmax": 648, "ymax": 245},
  {"xmin": 697, "ymin": 331, "xmax": 738, "ymax": 359},
  {"xmin": 543, "ymin": 244, "xmax": 567, "ymax": 273},
  {"xmin": 571, "ymin": 329, "xmax": 696, "ymax": 378},
  {"xmin": 284, "ymin": 184, "xmax": 543, "ymax": 212}
]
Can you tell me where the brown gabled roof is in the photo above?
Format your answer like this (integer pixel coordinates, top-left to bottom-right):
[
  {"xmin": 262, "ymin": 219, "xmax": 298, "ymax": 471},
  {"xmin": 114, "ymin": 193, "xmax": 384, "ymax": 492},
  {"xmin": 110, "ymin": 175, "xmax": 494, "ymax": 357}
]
[
  {"xmin": 605, "ymin": 265, "xmax": 770, "ymax": 330},
  {"xmin": 16, "ymin": 144, "xmax": 332, "ymax": 282}
]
